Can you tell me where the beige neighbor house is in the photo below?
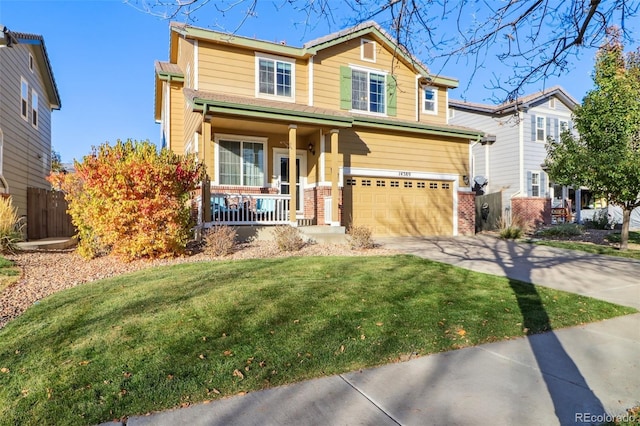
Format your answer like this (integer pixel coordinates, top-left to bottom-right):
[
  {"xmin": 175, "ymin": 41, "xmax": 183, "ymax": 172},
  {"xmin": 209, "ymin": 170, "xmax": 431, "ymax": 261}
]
[
  {"xmin": 154, "ymin": 21, "xmax": 483, "ymax": 237},
  {"xmin": 0, "ymin": 27, "xmax": 61, "ymax": 219}
]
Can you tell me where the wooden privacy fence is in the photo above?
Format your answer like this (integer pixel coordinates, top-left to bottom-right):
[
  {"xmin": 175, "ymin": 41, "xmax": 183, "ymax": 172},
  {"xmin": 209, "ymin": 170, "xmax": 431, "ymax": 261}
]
[
  {"xmin": 27, "ymin": 188, "xmax": 75, "ymax": 240},
  {"xmin": 475, "ymin": 192, "xmax": 502, "ymax": 232}
]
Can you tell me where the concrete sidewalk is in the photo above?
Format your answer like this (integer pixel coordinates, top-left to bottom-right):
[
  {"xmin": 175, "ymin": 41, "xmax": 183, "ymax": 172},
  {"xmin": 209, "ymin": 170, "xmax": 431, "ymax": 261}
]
[{"xmin": 108, "ymin": 236, "xmax": 640, "ymax": 426}]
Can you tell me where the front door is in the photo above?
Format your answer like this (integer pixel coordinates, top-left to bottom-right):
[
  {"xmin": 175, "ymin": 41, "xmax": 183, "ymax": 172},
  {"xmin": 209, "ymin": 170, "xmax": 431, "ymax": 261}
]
[{"xmin": 274, "ymin": 150, "xmax": 304, "ymax": 213}]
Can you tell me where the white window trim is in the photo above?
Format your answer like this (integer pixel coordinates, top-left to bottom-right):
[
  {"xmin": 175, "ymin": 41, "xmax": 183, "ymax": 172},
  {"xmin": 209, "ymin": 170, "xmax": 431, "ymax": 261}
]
[
  {"xmin": 193, "ymin": 40, "xmax": 199, "ymax": 90},
  {"xmin": 214, "ymin": 133, "xmax": 269, "ymax": 187},
  {"xmin": 422, "ymin": 85, "xmax": 438, "ymax": 115},
  {"xmin": 31, "ymin": 91, "xmax": 38, "ymax": 129},
  {"xmin": 531, "ymin": 171, "xmax": 541, "ymax": 197},
  {"xmin": 360, "ymin": 39, "xmax": 376, "ymax": 63},
  {"xmin": 255, "ymin": 52, "xmax": 296, "ymax": 103},
  {"xmin": 349, "ymin": 65, "xmax": 388, "ymax": 116},
  {"xmin": 536, "ymin": 115, "xmax": 546, "ymax": 142},
  {"xmin": 559, "ymin": 119, "xmax": 569, "ymax": 134},
  {"xmin": 20, "ymin": 77, "xmax": 28, "ymax": 121}
]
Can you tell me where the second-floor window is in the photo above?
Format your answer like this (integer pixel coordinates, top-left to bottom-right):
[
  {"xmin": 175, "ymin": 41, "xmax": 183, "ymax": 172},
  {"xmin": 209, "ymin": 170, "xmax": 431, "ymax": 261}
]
[
  {"xmin": 351, "ymin": 69, "xmax": 385, "ymax": 114},
  {"xmin": 257, "ymin": 55, "xmax": 294, "ymax": 99},
  {"xmin": 21, "ymin": 78, "xmax": 28, "ymax": 120},
  {"xmin": 536, "ymin": 116, "xmax": 546, "ymax": 141},
  {"xmin": 423, "ymin": 86, "xmax": 438, "ymax": 114},
  {"xmin": 31, "ymin": 91, "xmax": 38, "ymax": 128}
]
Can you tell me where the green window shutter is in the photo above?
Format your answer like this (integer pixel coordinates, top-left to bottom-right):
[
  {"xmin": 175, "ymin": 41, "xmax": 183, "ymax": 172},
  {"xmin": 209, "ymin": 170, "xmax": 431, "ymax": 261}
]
[
  {"xmin": 386, "ymin": 75, "xmax": 397, "ymax": 116},
  {"xmin": 340, "ymin": 66, "xmax": 352, "ymax": 110}
]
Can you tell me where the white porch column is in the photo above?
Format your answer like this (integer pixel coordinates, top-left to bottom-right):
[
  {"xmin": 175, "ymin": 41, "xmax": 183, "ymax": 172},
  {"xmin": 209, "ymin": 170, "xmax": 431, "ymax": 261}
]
[
  {"xmin": 289, "ymin": 125, "xmax": 297, "ymax": 226},
  {"xmin": 201, "ymin": 116, "xmax": 212, "ymax": 224},
  {"xmin": 330, "ymin": 129, "xmax": 340, "ymax": 226}
]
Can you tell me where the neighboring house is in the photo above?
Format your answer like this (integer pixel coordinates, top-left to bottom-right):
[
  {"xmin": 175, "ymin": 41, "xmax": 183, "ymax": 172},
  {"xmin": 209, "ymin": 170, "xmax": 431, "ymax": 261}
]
[
  {"xmin": 449, "ymin": 86, "xmax": 582, "ymax": 226},
  {"xmin": 0, "ymin": 26, "xmax": 61, "ymax": 218},
  {"xmin": 154, "ymin": 21, "xmax": 483, "ymax": 237}
]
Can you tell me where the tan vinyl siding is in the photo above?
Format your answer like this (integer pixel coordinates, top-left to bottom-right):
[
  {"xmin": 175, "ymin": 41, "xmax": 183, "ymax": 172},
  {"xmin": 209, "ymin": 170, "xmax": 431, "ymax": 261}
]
[
  {"xmin": 198, "ymin": 42, "xmax": 309, "ymax": 104},
  {"xmin": 177, "ymin": 37, "xmax": 194, "ymax": 88},
  {"xmin": 0, "ymin": 43, "xmax": 53, "ymax": 216},
  {"xmin": 418, "ymin": 85, "xmax": 449, "ymax": 125},
  {"xmin": 169, "ymin": 83, "xmax": 185, "ymax": 153},
  {"xmin": 335, "ymin": 128, "xmax": 468, "ymax": 181},
  {"xmin": 312, "ymin": 36, "xmax": 423, "ymax": 122}
]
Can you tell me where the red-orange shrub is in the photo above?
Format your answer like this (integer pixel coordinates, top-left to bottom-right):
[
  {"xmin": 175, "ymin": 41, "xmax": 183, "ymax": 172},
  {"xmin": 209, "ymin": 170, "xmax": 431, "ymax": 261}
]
[{"xmin": 49, "ymin": 139, "xmax": 204, "ymax": 261}]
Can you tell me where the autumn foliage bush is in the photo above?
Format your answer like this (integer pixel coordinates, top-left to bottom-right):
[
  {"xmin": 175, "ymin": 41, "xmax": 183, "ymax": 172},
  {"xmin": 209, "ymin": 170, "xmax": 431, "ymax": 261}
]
[{"xmin": 49, "ymin": 139, "xmax": 203, "ymax": 261}]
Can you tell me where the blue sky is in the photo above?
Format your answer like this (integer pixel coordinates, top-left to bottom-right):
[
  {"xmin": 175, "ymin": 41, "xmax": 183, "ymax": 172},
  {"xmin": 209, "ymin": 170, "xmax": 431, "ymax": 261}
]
[{"xmin": 0, "ymin": 0, "xmax": 629, "ymax": 162}]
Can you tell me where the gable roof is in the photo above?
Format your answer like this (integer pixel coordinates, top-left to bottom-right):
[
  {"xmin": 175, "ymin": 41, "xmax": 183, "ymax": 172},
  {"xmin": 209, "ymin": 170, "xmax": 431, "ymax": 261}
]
[
  {"xmin": 167, "ymin": 21, "xmax": 457, "ymax": 87},
  {"xmin": 450, "ymin": 86, "xmax": 579, "ymax": 115},
  {"xmin": 2, "ymin": 27, "xmax": 61, "ymax": 109}
]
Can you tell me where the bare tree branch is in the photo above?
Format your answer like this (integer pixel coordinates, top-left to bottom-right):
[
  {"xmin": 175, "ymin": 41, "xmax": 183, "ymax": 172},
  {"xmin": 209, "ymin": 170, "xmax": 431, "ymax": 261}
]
[{"xmin": 126, "ymin": 0, "xmax": 640, "ymax": 102}]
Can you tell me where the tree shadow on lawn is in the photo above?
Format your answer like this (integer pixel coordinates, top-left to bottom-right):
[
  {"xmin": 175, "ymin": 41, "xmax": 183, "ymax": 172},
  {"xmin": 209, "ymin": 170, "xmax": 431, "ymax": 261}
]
[{"xmin": 395, "ymin": 236, "xmax": 609, "ymax": 425}]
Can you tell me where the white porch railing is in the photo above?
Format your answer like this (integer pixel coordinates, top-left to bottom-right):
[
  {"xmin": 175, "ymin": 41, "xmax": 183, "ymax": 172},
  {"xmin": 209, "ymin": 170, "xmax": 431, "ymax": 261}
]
[{"xmin": 201, "ymin": 193, "xmax": 291, "ymax": 226}]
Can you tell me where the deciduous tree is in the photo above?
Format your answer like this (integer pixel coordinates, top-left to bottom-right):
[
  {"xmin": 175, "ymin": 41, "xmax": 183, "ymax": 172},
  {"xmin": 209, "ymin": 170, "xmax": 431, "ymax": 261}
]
[
  {"xmin": 49, "ymin": 139, "xmax": 204, "ymax": 260},
  {"xmin": 545, "ymin": 28, "xmax": 640, "ymax": 250}
]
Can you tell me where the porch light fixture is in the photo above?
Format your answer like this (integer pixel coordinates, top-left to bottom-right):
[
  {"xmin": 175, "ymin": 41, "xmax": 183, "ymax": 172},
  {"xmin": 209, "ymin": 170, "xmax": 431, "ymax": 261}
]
[{"xmin": 308, "ymin": 143, "xmax": 315, "ymax": 155}]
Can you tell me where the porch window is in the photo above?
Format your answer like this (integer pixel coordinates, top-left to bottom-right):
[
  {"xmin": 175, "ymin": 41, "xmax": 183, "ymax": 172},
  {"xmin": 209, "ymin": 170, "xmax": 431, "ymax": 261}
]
[
  {"xmin": 218, "ymin": 139, "xmax": 265, "ymax": 186},
  {"xmin": 352, "ymin": 69, "xmax": 385, "ymax": 113},
  {"xmin": 257, "ymin": 55, "xmax": 294, "ymax": 99}
]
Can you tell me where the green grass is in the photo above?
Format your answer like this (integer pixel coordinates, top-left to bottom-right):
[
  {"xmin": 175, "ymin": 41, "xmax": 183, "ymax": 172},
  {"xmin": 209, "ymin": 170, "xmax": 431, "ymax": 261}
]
[
  {"xmin": 531, "ymin": 230, "xmax": 640, "ymax": 260},
  {"xmin": 0, "ymin": 255, "xmax": 635, "ymax": 425},
  {"xmin": 0, "ymin": 256, "xmax": 20, "ymax": 293}
]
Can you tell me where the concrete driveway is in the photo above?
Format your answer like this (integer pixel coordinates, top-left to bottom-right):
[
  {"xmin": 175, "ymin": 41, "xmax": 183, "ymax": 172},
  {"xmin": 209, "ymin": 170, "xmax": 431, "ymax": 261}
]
[{"xmin": 378, "ymin": 235, "xmax": 640, "ymax": 310}]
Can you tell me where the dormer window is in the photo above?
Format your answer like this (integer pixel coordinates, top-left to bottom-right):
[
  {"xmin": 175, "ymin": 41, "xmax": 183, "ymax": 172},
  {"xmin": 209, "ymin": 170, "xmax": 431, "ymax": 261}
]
[
  {"xmin": 256, "ymin": 54, "xmax": 295, "ymax": 101},
  {"xmin": 422, "ymin": 86, "xmax": 438, "ymax": 115},
  {"xmin": 361, "ymin": 39, "xmax": 376, "ymax": 62}
]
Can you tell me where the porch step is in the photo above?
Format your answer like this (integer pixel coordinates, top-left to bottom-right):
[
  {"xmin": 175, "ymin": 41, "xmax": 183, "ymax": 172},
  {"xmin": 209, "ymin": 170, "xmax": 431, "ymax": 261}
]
[{"xmin": 298, "ymin": 225, "xmax": 347, "ymax": 244}]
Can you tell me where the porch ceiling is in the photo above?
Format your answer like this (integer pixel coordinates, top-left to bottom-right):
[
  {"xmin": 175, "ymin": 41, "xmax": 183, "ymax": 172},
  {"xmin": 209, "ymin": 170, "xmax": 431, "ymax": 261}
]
[{"xmin": 211, "ymin": 116, "xmax": 320, "ymax": 137}]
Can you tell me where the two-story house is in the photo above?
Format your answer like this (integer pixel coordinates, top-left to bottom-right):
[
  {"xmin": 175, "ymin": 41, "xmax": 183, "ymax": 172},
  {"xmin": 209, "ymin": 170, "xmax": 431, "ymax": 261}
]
[
  {"xmin": 0, "ymin": 27, "xmax": 61, "ymax": 218},
  {"xmin": 449, "ymin": 86, "xmax": 582, "ymax": 226},
  {"xmin": 154, "ymin": 21, "xmax": 483, "ymax": 237}
]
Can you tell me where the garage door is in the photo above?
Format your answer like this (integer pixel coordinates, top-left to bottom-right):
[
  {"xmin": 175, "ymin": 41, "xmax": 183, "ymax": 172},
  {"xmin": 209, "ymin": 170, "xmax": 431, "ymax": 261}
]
[{"xmin": 342, "ymin": 176, "xmax": 454, "ymax": 236}]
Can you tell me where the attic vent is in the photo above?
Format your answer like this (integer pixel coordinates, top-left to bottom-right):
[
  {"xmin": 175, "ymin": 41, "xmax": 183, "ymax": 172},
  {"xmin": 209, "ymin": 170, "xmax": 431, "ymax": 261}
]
[
  {"xmin": 549, "ymin": 98, "xmax": 556, "ymax": 109},
  {"xmin": 361, "ymin": 39, "xmax": 375, "ymax": 62}
]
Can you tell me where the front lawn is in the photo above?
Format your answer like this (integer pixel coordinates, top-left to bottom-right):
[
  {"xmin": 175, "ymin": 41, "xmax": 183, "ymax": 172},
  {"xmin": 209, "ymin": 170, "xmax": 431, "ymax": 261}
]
[
  {"xmin": 0, "ymin": 255, "xmax": 635, "ymax": 425},
  {"xmin": 530, "ymin": 229, "xmax": 640, "ymax": 260}
]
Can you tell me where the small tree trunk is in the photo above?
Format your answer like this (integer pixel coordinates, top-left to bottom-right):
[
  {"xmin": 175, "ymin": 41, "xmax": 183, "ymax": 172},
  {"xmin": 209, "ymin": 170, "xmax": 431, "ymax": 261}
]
[{"xmin": 620, "ymin": 208, "xmax": 631, "ymax": 251}]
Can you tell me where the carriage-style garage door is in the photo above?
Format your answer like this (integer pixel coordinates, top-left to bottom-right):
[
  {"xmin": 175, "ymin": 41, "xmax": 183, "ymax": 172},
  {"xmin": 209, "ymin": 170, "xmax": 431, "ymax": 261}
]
[{"xmin": 342, "ymin": 176, "xmax": 454, "ymax": 236}]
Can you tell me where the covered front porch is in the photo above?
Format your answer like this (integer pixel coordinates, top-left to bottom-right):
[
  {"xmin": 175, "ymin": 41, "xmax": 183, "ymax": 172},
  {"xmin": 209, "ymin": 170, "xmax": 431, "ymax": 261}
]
[{"xmin": 188, "ymin": 90, "xmax": 351, "ymax": 229}]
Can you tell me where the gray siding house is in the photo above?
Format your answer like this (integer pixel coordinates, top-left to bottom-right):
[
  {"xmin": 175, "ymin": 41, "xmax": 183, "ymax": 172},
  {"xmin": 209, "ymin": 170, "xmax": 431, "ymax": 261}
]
[
  {"xmin": 449, "ymin": 86, "xmax": 579, "ymax": 222},
  {"xmin": 0, "ymin": 26, "xmax": 61, "ymax": 217}
]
